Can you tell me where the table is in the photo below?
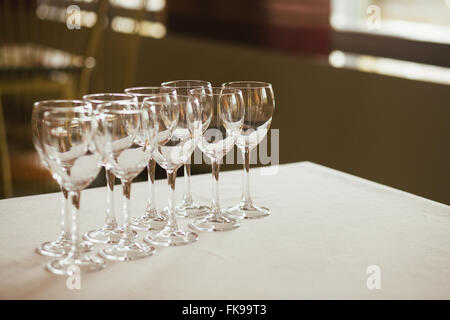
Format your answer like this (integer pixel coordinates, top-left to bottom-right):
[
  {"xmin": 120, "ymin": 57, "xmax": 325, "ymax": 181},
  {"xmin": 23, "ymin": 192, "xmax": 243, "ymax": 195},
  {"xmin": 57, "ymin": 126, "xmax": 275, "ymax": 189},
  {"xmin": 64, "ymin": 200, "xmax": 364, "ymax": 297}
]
[{"xmin": 0, "ymin": 162, "xmax": 449, "ymax": 299}]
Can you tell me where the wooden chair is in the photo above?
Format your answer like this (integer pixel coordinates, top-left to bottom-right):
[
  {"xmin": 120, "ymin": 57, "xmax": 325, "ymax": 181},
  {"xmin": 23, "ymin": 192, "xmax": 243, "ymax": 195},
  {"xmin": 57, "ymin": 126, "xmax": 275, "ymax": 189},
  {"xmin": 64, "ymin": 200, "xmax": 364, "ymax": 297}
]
[
  {"xmin": 0, "ymin": 98, "xmax": 12, "ymax": 198},
  {"xmin": 0, "ymin": 0, "xmax": 166, "ymax": 198},
  {"xmin": 0, "ymin": 0, "xmax": 109, "ymax": 198}
]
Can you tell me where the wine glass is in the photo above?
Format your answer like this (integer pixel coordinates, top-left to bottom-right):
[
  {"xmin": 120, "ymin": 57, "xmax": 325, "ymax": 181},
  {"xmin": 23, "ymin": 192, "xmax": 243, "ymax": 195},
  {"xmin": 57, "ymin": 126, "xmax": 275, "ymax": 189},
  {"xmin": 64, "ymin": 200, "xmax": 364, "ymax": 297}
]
[
  {"xmin": 222, "ymin": 81, "xmax": 275, "ymax": 219},
  {"xmin": 124, "ymin": 86, "xmax": 174, "ymax": 231},
  {"xmin": 40, "ymin": 105, "xmax": 105, "ymax": 275},
  {"xmin": 96, "ymin": 101, "xmax": 157, "ymax": 261},
  {"xmin": 161, "ymin": 80, "xmax": 211, "ymax": 218},
  {"xmin": 189, "ymin": 87, "xmax": 245, "ymax": 232},
  {"xmin": 32, "ymin": 100, "xmax": 93, "ymax": 257},
  {"xmin": 144, "ymin": 94, "xmax": 201, "ymax": 246},
  {"xmin": 82, "ymin": 93, "xmax": 138, "ymax": 244}
]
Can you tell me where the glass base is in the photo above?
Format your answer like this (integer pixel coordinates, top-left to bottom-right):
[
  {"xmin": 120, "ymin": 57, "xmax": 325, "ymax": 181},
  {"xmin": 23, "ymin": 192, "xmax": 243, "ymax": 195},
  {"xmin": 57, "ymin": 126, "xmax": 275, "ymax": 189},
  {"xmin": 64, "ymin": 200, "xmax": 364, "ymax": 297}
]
[
  {"xmin": 225, "ymin": 204, "xmax": 270, "ymax": 220},
  {"xmin": 190, "ymin": 213, "xmax": 240, "ymax": 232},
  {"xmin": 38, "ymin": 238, "xmax": 93, "ymax": 257},
  {"xmin": 47, "ymin": 254, "xmax": 106, "ymax": 276},
  {"xmin": 37, "ymin": 239, "xmax": 70, "ymax": 257},
  {"xmin": 172, "ymin": 203, "xmax": 210, "ymax": 218},
  {"xmin": 99, "ymin": 242, "xmax": 156, "ymax": 261},
  {"xmin": 84, "ymin": 227, "xmax": 137, "ymax": 244},
  {"xmin": 144, "ymin": 228, "xmax": 199, "ymax": 247},
  {"xmin": 131, "ymin": 212, "xmax": 167, "ymax": 231},
  {"xmin": 78, "ymin": 241, "xmax": 94, "ymax": 253}
]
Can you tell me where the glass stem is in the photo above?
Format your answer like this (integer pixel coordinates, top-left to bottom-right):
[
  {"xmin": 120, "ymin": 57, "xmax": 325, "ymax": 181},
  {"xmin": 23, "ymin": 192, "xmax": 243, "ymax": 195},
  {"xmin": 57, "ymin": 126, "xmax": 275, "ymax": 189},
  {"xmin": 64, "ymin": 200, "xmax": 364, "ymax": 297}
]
[
  {"xmin": 105, "ymin": 169, "xmax": 117, "ymax": 229},
  {"xmin": 166, "ymin": 169, "xmax": 179, "ymax": 231},
  {"xmin": 60, "ymin": 187, "xmax": 71, "ymax": 241},
  {"xmin": 241, "ymin": 147, "xmax": 253, "ymax": 206},
  {"xmin": 121, "ymin": 180, "xmax": 133, "ymax": 243},
  {"xmin": 182, "ymin": 163, "xmax": 193, "ymax": 204},
  {"xmin": 146, "ymin": 159, "xmax": 156, "ymax": 214},
  {"xmin": 69, "ymin": 190, "xmax": 81, "ymax": 258},
  {"xmin": 211, "ymin": 160, "xmax": 221, "ymax": 216}
]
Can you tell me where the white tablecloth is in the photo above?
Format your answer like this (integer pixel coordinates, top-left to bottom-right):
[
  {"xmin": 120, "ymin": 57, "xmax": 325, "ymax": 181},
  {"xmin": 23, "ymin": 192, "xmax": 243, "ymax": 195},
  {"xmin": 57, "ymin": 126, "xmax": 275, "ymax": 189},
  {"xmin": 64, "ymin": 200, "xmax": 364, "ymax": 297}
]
[{"xmin": 0, "ymin": 161, "xmax": 449, "ymax": 299}]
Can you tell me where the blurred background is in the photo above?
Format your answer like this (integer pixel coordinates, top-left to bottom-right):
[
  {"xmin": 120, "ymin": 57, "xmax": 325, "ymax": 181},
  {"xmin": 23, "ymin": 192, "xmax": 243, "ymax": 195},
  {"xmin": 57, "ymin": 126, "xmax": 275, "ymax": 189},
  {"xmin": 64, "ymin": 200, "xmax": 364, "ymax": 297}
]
[{"xmin": 0, "ymin": 0, "xmax": 449, "ymax": 204}]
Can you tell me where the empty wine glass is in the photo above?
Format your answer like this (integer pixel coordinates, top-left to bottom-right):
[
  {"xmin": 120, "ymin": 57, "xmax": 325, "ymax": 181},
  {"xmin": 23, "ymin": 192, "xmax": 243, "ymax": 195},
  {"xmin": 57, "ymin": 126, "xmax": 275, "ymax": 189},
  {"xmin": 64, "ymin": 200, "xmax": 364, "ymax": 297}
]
[
  {"xmin": 40, "ymin": 105, "xmax": 105, "ymax": 275},
  {"xmin": 222, "ymin": 81, "xmax": 275, "ymax": 219},
  {"xmin": 32, "ymin": 100, "xmax": 93, "ymax": 257},
  {"xmin": 189, "ymin": 87, "xmax": 245, "ymax": 232},
  {"xmin": 96, "ymin": 101, "xmax": 157, "ymax": 261},
  {"xmin": 83, "ymin": 93, "xmax": 137, "ymax": 244},
  {"xmin": 161, "ymin": 80, "xmax": 211, "ymax": 218},
  {"xmin": 124, "ymin": 86, "xmax": 175, "ymax": 231},
  {"xmin": 144, "ymin": 94, "xmax": 201, "ymax": 246}
]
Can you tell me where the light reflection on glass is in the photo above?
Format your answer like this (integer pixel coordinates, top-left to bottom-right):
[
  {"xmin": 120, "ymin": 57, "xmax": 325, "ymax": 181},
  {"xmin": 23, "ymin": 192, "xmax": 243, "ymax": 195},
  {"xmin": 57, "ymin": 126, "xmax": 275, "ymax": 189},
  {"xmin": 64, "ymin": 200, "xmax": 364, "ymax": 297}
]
[{"xmin": 330, "ymin": 0, "xmax": 450, "ymax": 45}]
